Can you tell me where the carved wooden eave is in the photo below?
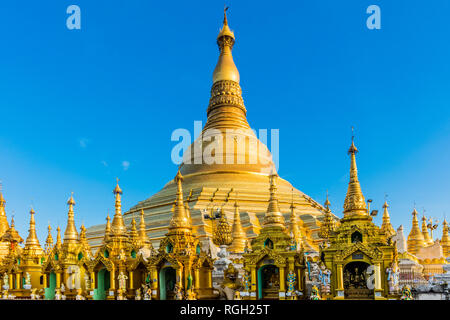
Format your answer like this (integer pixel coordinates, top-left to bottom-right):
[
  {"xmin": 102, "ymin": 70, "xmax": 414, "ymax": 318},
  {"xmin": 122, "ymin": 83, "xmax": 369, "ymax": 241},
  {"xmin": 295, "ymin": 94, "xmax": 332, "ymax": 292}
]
[{"xmin": 335, "ymin": 242, "xmax": 383, "ymax": 261}]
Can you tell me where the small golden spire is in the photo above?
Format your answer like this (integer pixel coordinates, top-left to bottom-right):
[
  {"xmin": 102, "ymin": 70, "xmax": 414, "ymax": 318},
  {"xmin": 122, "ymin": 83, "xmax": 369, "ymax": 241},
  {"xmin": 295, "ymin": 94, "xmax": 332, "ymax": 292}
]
[
  {"xmin": 138, "ymin": 209, "xmax": 151, "ymax": 248},
  {"xmin": 441, "ymin": 219, "xmax": 450, "ymax": 257},
  {"xmin": 212, "ymin": 6, "xmax": 240, "ymax": 84},
  {"xmin": 0, "ymin": 216, "xmax": 23, "ymax": 245},
  {"xmin": 104, "ymin": 213, "xmax": 111, "ymax": 242},
  {"xmin": 64, "ymin": 192, "xmax": 79, "ymax": 243},
  {"xmin": 228, "ymin": 200, "xmax": 247, "ymax": 253},
  {"xmin": 24, "ymin": 207, "xmax": 43, "ymax": 254},
  {"xmin": 169, "ymin": 170, "xmax": 191, "ymax": 232},
  {"xmin": 319, "ymin": 191, "xmax": 336, "ymax": 239},
  {"xmin": 79, "ymin": 223, "xmax": 92, "ymax": 257},
  {"xmin": 129, "ymin": 216, "xmax": 139, "ymax": 244},
  {"xmin": 324, "ymin": 190, "xmax": 331, "ymax": 211},
  {"xmin": 407, "ymin": 207, "xmax": 425, "ymax": 255},
  {"xmin": 421, "ymin": 215, "xmax": 433, "ymax": 245},
  {"xmin": 287, "ymin": 190, "xmax": 303, "ymax": 247},
  {"xmin": 213, "ymin": 207, "xmax": 233, "ymax": 246},
  {"xmin": 0, "ymin": 183, "xmax": 9, "ymax": 236},
  {"xmin": 263, "ymin": 173, "xmax": 286, "ymax": 228},
  {"xmin": 79, "ymin": 224, "xmax": 87, "ymax": 244},
  {"xmin": 381, "ymin": 201, "xmax": 395, "ymax": 238},
  {"xmin": 111, "ymin": 179, "xmax": 127, "ymax": 236},
  {"xmin": 55, "ymin": 226, "xmax": 62, "ymax": 249},
  {"xmin": 45, "ymin": 224, "xmax": 54, "ymax": 253},
  {"xmin": 343, "ymin": 132, "xmax": 367, "ymax": 216}
]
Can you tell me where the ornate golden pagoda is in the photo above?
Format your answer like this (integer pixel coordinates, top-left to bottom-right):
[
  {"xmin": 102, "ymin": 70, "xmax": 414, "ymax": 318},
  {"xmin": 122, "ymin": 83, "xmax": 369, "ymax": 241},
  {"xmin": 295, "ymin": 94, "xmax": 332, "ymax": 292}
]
[
  {"xmin": 320, "ymin": 137, "xmax": 397, "ymax": 300},
  {"xmin": 12, "ymin": 207, "xmax": 45, "ymax": 296},
  {"xmin": 242, "ymin": 174, "xmax": 305, "ymax": 300},
  {"xmin": 380, "ymin": 201, "xmax": 395, "ymax": 239},
  {"xmin": 213, "ymin": 207, "xmax": 233, "ymax": 246},
  {"xmin": 148, "ymin": 170, "xmax": 215, "ymax": 300},
  {"xmin": 85, "ymin": 8, "xmax": 332, "ymax": 254},
  {"xmin": 441, "ymin": 220, "xmax": 450, "ymax": 257},
  {"xmin": 343, "ymin": 139, "xmax": 367, "ymax": 217},
  {"xmin": 407, "ymin": 208, "xmax": 425, "ymax": 255},
  {"xmin": 42, "ymin": 193, "xmax": 93, "ymax": 299},
  {"xmin": 318, "ymin": 192, "xmax": 336, "ymax": 240}
]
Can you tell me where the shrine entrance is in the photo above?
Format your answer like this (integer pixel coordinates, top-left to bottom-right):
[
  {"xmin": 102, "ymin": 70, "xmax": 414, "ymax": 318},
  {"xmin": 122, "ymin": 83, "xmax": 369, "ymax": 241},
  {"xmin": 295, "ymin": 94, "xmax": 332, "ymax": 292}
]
[
  {"xmin": 257, "ymin": 265, "xmax": 280, "ymax": 299},
  {"xmin": 343, "ymin": 261, "xmax": 373, "ymax": 300},
  {"xmin": 44, "ymin": 272, "xmax": 56, "ymax": 300},
  {"xmin": 159, "ymin": 267, "xmax": 176, "ymax": 300},
  {"xmin": 132, "ymin": 262, "xmax": 149, "ymax": 290},
  {"xmin": 93, "ymin": 268, "xmax": 110, "ymax": 300}
]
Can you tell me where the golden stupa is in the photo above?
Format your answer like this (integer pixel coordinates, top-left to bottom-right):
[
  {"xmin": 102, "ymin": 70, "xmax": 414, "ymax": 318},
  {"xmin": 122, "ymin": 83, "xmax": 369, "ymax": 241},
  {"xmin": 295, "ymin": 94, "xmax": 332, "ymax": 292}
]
[{"xmin": 86, "ymin": 10, "xmax": 333, "ymax": 251}]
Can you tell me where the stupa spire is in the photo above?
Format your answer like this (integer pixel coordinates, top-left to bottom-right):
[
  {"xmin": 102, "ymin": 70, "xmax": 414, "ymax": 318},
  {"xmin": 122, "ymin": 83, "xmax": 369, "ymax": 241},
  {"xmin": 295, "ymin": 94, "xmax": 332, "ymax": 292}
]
[
  {"xmin": 24, "ymin": 207, "xmax": 43, "ymax": 253},
  {"xmin": 263, "ymin": 173, "xmax": 286, "ymax": 228},
  {"xmin": 381, "ymin": 201, "xmax": 395, "ymax": 238},
  {"xmin": 441, "ymin": 219, "xmax": 450, "ymax": 257},
  {"xmin": 421, "ymin": 215, "xmax": 433, "ymax": 245},
  {"xmin": 169, "ymin": 170, "xmax": 191, "ymax": 232},
  {"xmin": 64, "ymin": 192, "xmax": 79, "ymax": 243},
  {"xmin": 213, "ymin": 6, "xmax": 239, "ymax": 84},
  {"xmin": 104, "ymin": 213, "xmax": 111, "ymax": 243},
  {"xmin": 45, "ymin": 224, "xmax": 54, "ymax": 253},
  {"xmin": 228, "ymin": 200, "xmax": 247, "ymax": 253},
  {"xmin": 343, "ymin": 131, "xmax": 367, "ymax": 216},
  {"xmin": 138, "ymin": 209, "xmax": 151, "ymax": 248},
  {"xmin": 287, "ymin": 190, "xmax": 303, "ymax": 247},
  {"xmin": 129, "ymin": 216, "xmax": 139, "ymax": 244},
  {"xmin": 111, "ymin": 179, "xmax": 127, "ymax": 236},
  {"xmin": 55, "ymin": 226, "xmax": 62, "ymax": 249},
  {"xmin": 0, "ymin": 183, "xmax": 9, "ymax": 236},
  {"xmin": 407, "ymin": 208, "xmax": 425, "ymax": 255}
]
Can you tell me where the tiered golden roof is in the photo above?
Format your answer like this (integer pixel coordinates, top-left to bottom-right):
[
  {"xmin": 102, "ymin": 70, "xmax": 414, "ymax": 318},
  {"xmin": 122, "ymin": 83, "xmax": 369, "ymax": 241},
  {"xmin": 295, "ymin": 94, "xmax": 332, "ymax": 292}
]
[
  {"xmin": 1, "ymin": 216, "xmax": 23, "ymax": 245},
  {"xmin": 319, "ymin": 192, "xmax": 336, "ymax": 239},
  {"xmin": 44, "ymin": 224, "xmax": 53, "ymax": 253},
  {"xmin": 129, "ymin": 216, "xmax": 139, "ymax": 246}
]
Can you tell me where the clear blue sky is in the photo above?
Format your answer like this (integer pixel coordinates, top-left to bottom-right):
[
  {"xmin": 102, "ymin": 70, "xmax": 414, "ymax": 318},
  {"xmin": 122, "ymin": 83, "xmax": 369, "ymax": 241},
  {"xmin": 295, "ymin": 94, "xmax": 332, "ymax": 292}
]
[{"xmin": 0, "ymin": 0, "xmax": 448, "ymax": 243}]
